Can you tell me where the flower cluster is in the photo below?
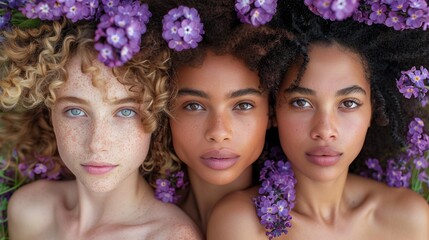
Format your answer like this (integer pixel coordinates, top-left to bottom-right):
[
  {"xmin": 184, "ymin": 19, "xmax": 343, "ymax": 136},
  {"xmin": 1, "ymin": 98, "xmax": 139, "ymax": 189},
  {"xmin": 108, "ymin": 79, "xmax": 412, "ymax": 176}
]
[
  {"xmin": 155, "ymin": 170, "xmax": 188, "ymax": 204},
  {"xmin": 0, "ymin": 0, "xmax": 27, "ymax": 30},
  {"xmin": 162, "ymin": 6, "xmax": 204, "ymax": 51},
  {"xmin": 353, "ymin": 0, "xmax": 429, "ymax": 30},
  {"xmin": 94, "ymin": 0, "xmax": 151, "ymax": 67},
  {"xmin": 305, "ymin": 0, "xmax": 429, "ymax": 30},
  {"xmin": 20, "ymin": 0, "xmax": 99, "ymax": 22},
  {"xmin": 17, "ymin": 154, "xmax": 61, "ymax": 180},
  {"xmin": 304, "ymin": 0, "xmax": 359, "ymax": 21},
  {"xmin": 361, "ymin": 118, "xmax": 429, "ymax": 201},
  {"xmin": 0, "ymin": 151, "xmax": 63, "ymax": 235},
  {"xmin": 254, "ymin": 157, "xmax": 296, "ymax": 239},
  {"xmin": 396, "ymin": 66, "xmax": 429, "ymax": 106},
  {"xmin": 235, "ymin": 0, "xmax": 278, "ymax": 26},
  {"xmin": 0, "ymin": 0, "xmax": 151, "ymax": 67}
]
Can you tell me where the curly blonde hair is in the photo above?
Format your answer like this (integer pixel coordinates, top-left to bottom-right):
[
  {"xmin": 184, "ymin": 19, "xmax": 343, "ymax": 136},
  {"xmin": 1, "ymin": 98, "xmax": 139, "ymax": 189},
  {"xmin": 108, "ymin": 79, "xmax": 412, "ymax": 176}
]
[{"xmin": 0, "ymin": 19, "xmax": 172, "ymax": 182}]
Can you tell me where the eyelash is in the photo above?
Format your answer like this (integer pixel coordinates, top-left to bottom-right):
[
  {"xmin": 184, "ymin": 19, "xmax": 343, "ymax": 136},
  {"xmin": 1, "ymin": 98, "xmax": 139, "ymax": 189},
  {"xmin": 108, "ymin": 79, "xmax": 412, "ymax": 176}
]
[
  {"xmin": 184, "ymin": 102, "xmax": 205, "ymax": 111},
  {"xmin": 65, "ymin": 108, "xmax": 86, "ymax": 117},
  {"xmin": 64, "ymin": 108, "xmax": 138, "ymax": 118},
  {"xmin": 116, "ymin": 108, "xmax": 137, "ymax": 118},
  {"xmin": 289, "ymin": 98, "xmax": 362, "ymax": 110},
  {"xmin": 290, "ymin": 98, "xmax": 311, "ymax": 109},
  {"xmin": 234, "ymin": 102, "xmax": 254, "ymax": 111},
  {"xmin": 340, "ymin": 99, "xmax": 362, "ymax": 109}
]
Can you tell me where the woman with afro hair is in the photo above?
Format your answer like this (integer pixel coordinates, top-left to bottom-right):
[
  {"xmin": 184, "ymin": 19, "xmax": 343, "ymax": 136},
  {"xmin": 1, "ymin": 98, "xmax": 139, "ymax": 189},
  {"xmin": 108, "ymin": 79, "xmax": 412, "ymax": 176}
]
[
  {"xmin": 207, "ymin": 1, "xmax": 429, "ymax": 239},
  {"xmin": 148, "ymin": 0, "xmax": 284, "ymax": 234}
]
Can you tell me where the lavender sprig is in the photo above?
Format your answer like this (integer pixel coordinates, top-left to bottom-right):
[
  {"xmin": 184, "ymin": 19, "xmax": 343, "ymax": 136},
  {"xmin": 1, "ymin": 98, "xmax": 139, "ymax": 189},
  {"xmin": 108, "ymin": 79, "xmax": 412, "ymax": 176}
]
[
  {"xmin": 235, "ymin": 0, "xmax": 278, "ymax": 26},
  {"xmin": 361, "ymin": 118, "xmax": 429, "ymax": 201},
  {"xmin": 254, "ymin": 159, "xmax": 296, "ymax": 239},
  {"xmin": 155, "ymin": 170, "xmax": 188, "ymax": 204},
  {"xmin": 162, "ymin": 6, "xmax": 204, "ymax": 51}
]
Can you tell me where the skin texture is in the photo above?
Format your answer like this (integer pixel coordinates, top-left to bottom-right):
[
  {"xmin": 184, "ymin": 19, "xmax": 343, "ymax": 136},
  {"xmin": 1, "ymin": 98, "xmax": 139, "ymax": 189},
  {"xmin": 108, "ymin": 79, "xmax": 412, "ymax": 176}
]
[
  {"xmin": 7, "ymin": 55, "xmax": 202, "ymax": 240},
  {"xmin": 207, "ymin": 44, "xmax": 429, "ymax": 240},
  {"xmin": 170, "ymin": 51, "xmax": 269, "ymax": 232}
]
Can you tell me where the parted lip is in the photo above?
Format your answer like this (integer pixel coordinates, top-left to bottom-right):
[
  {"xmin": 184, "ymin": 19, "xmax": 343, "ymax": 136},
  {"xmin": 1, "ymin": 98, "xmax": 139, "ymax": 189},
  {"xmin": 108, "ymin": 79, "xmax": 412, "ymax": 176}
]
[
  {"xmin": 200, "ymin": 149, "xmax": 240, "ymax": 160},
  {"xmin": 306, "ymin": 146, "xmax": 342, "ymax": 157}
]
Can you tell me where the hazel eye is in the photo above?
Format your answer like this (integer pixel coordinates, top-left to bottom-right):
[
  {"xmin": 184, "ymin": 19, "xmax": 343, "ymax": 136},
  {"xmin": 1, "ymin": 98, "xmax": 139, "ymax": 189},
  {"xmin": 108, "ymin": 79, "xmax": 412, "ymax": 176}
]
[
  {"xmin": 291, "ymin": 98, "xmax": 311, "ymax": 108},
  {"xmin": 341, "ymin": 100, "xmax": 361, "ymax": 109},
  {"xmin": 185, "ymin": 103, "xmax": 204, "ymax": 111},
  {"xmin": 65, "ymin": 108, "xmax": 85, "ymax": 117},
  {"xmin": 117, "ymin": 109, "xmax": 136, "ymax": 117},
  {"xmin": 234, "ymin": 102, "xmax": 254, "ymax": 110}
]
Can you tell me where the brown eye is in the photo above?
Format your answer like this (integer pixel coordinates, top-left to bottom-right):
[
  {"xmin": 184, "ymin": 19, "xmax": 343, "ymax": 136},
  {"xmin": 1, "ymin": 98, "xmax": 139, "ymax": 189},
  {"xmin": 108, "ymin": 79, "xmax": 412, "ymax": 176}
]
[
  {"xmin": 185, "ymin": 103, "xmax": 204, "ymax": 111},
  {"xmin": 234, "ymin": 102, "xmax": 254, "ymax": 110},
  {"xmin": 291, "ymin": 98, "xmax": 311, "ymax": 108},
  {"xmin": 341, "ymin": 100, "xmax": 360, "ymax": 109}
]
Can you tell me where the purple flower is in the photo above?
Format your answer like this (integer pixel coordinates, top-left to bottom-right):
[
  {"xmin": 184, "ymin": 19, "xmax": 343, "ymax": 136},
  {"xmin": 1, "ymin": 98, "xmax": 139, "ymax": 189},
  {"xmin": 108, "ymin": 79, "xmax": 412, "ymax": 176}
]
[
  {"xmin": 331, "ymin": 0, "xmax": 359, "ymax": 20},
  {"xmin": 406, "ymin": 8, "xmax": 425, "ymax": 28},
  {"xmin": 162, "ymin": 6, "xmax": 204, "ymax": 51},
  {"xmin": 369, "ymin": 3, "xmax": 387, "ymax": 23},
  {"xmin": 0, "ymin": 11, "xmax": 11, "ymax": 30},
  {"xmin": 413, "ymin": 157, "xmax": 428, "ymax": 170},
  {"xmin": 236, "ymin": 0, "xmax": 277, "ymax": 26},
  {"xmin": 155, "ymin": 170, "xmax": 188, "ymax": 204},
  {"xmin": 33, "ymin": 163, "xmax": 47, "ymax": 174},
  {"xmin": 385, "ymin": 11, "xmax": 405, "ymax": 30}
]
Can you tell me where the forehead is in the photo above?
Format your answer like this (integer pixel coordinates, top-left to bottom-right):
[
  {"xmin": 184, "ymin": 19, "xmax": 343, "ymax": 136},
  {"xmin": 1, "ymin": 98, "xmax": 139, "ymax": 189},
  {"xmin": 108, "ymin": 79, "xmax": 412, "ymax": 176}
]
[
  {"xmin": 58, "ymin": 55, "xmax": 135, "ymax": 101},
  {"xmin": 175, "ymin": 52, "xmax": 261, "ymax": 89},
  {"xmin": 283, "ymin": 43, "xmax": 369, "ymax": 92}
]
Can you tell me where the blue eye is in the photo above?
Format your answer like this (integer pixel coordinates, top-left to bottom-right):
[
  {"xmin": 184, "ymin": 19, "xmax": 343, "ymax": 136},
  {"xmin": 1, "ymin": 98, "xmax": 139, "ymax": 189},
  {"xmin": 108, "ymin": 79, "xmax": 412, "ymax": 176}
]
[
  {"xmin": 185, "ymin": 103, "xmax": 205, "ymax": 111},
  {"xmin": 66, "ymin": 108, "xmax": 85, "ymax": 117},
  {"xmin": 117, "ymin": 109, "xmax": 136, "ymax": 117},
  {"xmin": 234, "ymin": 102, "xmax": 254, "ymax": 110}
]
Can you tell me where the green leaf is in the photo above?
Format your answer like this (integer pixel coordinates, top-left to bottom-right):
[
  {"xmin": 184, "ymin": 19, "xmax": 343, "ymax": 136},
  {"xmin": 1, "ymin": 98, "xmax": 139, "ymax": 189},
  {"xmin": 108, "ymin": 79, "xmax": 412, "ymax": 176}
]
[{"xmin": 10, "ymin": 10, "xmax": 41, "ymax": 29}]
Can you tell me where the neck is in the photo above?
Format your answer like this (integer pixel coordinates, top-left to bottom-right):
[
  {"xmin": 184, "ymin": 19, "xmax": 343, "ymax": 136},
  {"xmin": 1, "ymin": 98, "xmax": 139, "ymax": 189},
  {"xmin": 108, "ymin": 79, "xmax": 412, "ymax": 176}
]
[
  {"xmin": 183, "ymin": 165, "xmax": 253, "ymax": 233},
  {"xmin": 293, "ymin": 168, "xmax": 351, "ymax": 224},
  {"xmin": 71, "ymin": 171, "xmax": 152, "ymax": 233}
]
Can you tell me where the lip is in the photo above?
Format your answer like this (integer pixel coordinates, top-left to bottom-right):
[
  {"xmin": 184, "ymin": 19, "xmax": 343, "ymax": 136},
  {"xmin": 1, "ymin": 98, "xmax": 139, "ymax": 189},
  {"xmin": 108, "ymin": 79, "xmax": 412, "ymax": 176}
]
[
  {"xmin": 305, "ymin": 146, "xmax": 342, "ymax": 167},
  {"xmin": 81, "ymin": 162, "xmax": 118, "ymax": 175},
  {"xmin": 200, "ymin": 149, "xmax": 240, "ymax": 170}
]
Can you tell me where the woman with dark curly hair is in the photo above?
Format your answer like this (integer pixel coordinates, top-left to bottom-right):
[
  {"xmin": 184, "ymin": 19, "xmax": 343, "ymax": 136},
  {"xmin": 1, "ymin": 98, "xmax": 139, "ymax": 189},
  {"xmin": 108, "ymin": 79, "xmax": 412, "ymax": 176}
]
[
  {"xmin": 207, "ymin": 2, "xmax": 429, "ymax": 240},
  {"xmin": 0, "ymin": 2, "xmax": 201, "ymax": 239},
  {"xmin": 148, "ymin": 0, "xmax": 283, "ymax": 233}
]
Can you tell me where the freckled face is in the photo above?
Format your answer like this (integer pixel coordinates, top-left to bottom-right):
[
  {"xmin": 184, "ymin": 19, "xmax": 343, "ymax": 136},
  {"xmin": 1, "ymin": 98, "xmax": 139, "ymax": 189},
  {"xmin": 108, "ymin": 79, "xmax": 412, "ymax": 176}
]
[
  {"xmin": 170, "ymin": 52, "xmax": 269, "ymax": 185},
  {"xmin": 275, "ymin": 44, "xmax": 372, "ymax": 182},
  {"xmin": 51, "ymin": 55, "xmax": 151, "ymax": 192}
]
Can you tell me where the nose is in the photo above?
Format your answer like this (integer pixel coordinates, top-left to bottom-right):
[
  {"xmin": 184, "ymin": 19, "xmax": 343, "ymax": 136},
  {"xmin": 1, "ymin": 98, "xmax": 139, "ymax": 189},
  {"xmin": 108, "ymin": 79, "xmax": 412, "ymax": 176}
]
[
  {"xmin": 310, "ymin": 110, "xmax": 338, "ymax": 142},
  {"xmin": 88, "ymin": 119, "xmax": 111, "ymax": 152},
  {"xmin": 204, "ymin": 112, "xmax": 232, "ymax": 143}
]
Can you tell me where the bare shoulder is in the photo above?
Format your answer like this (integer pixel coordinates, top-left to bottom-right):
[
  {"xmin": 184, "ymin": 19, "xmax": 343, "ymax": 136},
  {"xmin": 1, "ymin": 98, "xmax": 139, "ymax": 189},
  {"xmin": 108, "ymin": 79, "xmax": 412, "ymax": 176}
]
[
  {"xmin": 146, "ymin": 200, "xmax": 202, "ymax": 240},
  {"xmin": 349, "ymin": 175, "xmax": 429, "ymax": 239},
  {"xmin": 375, "ymin": 184, "xmax": 429, "ymax": 239},
  {"xmin": 7, "ymin": 180, "xmax": 74, "ymax": 239},
  {"xmin": 207, "ymin": 186, "xmax": 266, "ymax": 240}
]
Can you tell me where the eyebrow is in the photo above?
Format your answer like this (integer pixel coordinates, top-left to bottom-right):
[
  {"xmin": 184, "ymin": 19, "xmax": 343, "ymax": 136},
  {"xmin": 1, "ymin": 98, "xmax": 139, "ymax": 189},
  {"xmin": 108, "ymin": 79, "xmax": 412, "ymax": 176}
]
[
  {"xmin": 178, "ymin": 88, "xmax": 208, "ymax": 98},
  {"xmin": 178, "ymin": 87, "xmax": 262, "ymax": 99},
  {"xmin": 284, "ymin": 85, "xmax": 367, "ymax": 96},
  {"xmin": 230, "ymin": 88, "xmax": 262, "ymax": 98},
  {"xmin": 335, "ymin": 85, "xmax": 367, "ymax": 96},
  {"xmin": 56, "ymin": 96, "xmax": 141, "ymax": 105}
]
